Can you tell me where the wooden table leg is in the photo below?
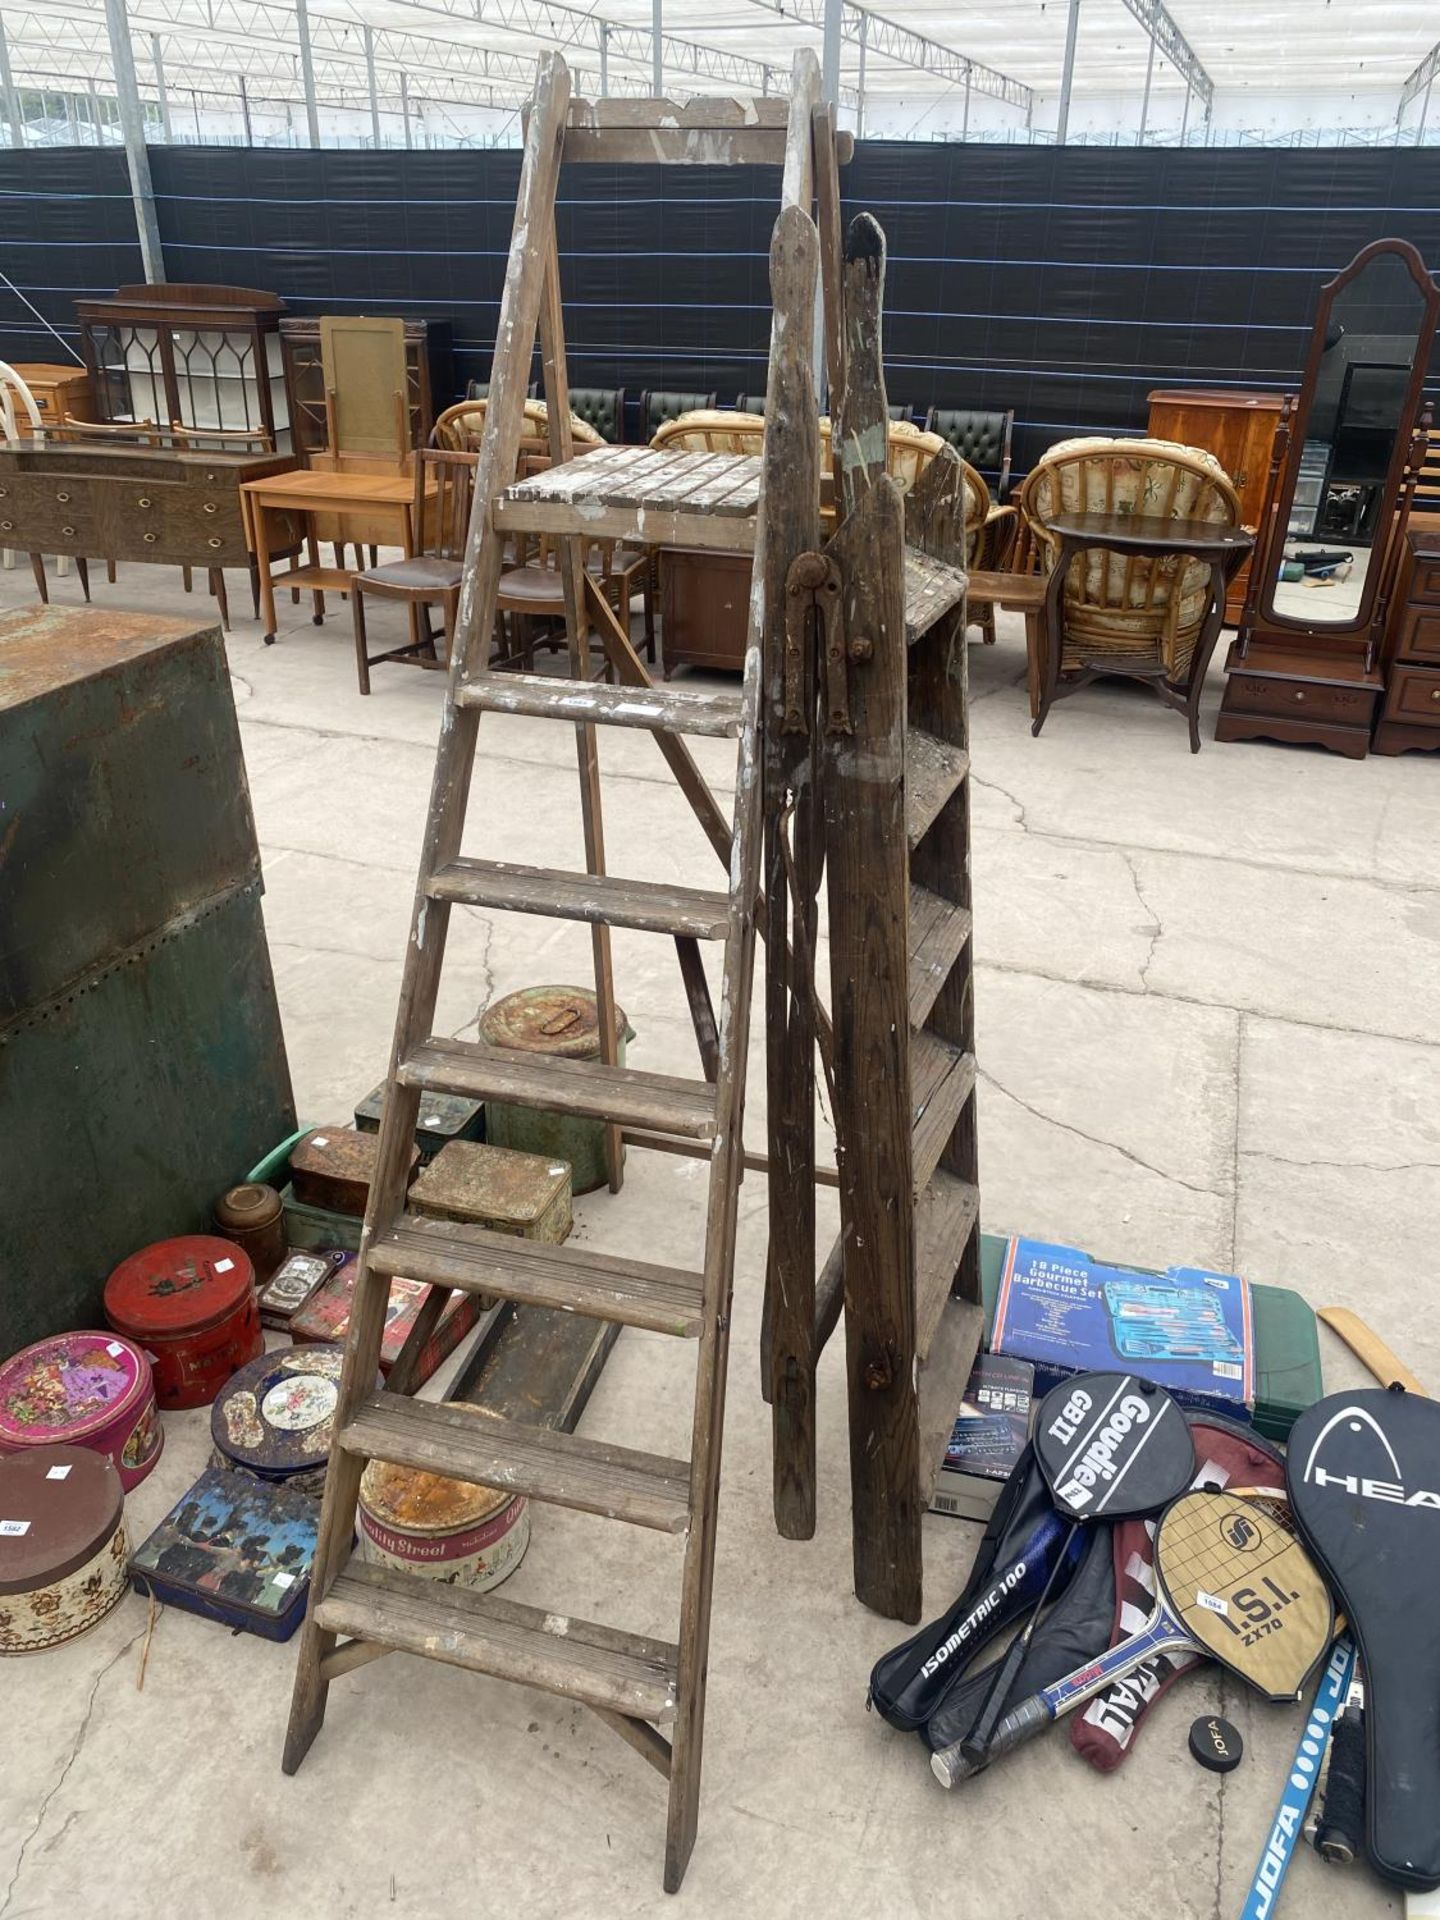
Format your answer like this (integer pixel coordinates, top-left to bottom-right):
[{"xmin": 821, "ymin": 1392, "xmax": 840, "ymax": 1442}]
[
  {"xmin": 1024, "ymin": 608, "xmax": 1042, "ymax": 719},
  {"xmin": 306, "ymin": 533, "xmax": 325, "ymax": 625},
  {"xmin": 254, "ymin": 496, "xmax": 278, "ymax": 644},
  {"xmin": 401, "ymin": 502, "xmax": 423, "ymax": 656}
]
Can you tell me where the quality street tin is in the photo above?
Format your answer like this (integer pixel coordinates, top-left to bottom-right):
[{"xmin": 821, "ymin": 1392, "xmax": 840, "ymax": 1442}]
[
  {"xmin": 0, "ymin": 1446, "xmax": 128, "ymax": 1654},
  {"xmin": 0, "ymin": 1331, "xmax": 163, "ymax": 1491},
  {"xmin": 104, "ymin": 1235, "xmax": 263, "ymax": 1410},
  {"xmin": 211, "ymin": 1345, "xmax": 370, "ymax": 1498},
  {"xmin": 358, "ymin": 1406, "xmax": 530, "ymax": 1593}
]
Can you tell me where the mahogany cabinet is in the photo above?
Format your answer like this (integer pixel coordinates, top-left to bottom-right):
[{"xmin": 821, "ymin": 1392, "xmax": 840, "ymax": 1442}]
[
  {"xmin": 1373, "ymin": 514, "xmax": 1440, "ymax": 754},
  {"xmin": 1147, "ymin": 388, "xmax": 1283, "ymax": 623},
  {"xmin": 278, "ymin": 317, "xmax": 454, "ymax": 460},
  {"xmin": 659, "ymin": 547, "xmax": 750, "ymax": 676}
]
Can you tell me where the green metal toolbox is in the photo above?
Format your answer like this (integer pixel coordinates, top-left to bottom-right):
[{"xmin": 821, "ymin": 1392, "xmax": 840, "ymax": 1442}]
[{"xmin": 1, "ymin": 607, "xmax": 295, "ymax": 1348}]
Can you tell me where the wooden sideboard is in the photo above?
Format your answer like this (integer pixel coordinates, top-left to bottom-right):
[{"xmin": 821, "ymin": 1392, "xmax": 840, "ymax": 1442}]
[
  {"xmin": 659, "ymin": 548, "xmax": 751, "ymax": 676},
  {"xmin": 1147, "ymin": 389, "xmax": 1285, "ymax": 623},
  {"xmin": 12, "ymin": 363, "xmax": 95, "ymax": 430},
  {"xmin": 1373, "ymin": 513, "xmax": 1440, "ymax": 754},
  {"xmin": 0, "ymin": 440, "xmax": 303, "ymax": 624}
]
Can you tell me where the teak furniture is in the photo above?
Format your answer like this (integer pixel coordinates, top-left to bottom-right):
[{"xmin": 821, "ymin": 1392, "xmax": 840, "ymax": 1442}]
[
  {"xmin": 76, "ymin": 284, "xmax": 290, "ymax": 450},
  {"xmin": 350, "ymin": 448, "xmax": 476, "ymax": 693},
  {"xmin": 242, "ymin": 467, "xmax": 435, "ymax": 642},
  {"xmin": 1373, "ymin": 513, "xmax": 1440, "ymax": 753},
  {"xmin": 10, "ymin": 362, "xmax": 95, "ymax": 431},
  {"xmin": 1146, "ymin": 388, "xmax": 1284, "ymax": 623},
  {"xmin": 1218, "ymin": 239, "xmax": 1440, "ymax": 758},
  {"xmin": 279, "ymin": 316, "xmax": 454, "ymax": 460},
  {"xmin": 0, "ymin": 438, "xmax": 302, "ymax": 627}
]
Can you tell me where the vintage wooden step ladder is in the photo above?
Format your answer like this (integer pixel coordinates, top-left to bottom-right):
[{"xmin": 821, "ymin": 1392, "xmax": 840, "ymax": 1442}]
[{"xmin": 282, "ymin": 50, "xmax": 839, "ymax": 1895}]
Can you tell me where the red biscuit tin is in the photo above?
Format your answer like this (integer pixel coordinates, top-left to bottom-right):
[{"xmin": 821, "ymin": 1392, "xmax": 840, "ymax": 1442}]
[
  {"xmin": 0, "ymin": 1331, "xmax": 163, "ymax": 1491},
  {"xmin": 104, "ymin": 1235, "xmax": 263, "ymax": 1410}
]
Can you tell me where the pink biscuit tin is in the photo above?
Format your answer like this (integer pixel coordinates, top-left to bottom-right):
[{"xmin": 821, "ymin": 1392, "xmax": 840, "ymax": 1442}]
[{"xmin": 0, "ymin": 1331, "xmax": 163, "ymax": 1491}]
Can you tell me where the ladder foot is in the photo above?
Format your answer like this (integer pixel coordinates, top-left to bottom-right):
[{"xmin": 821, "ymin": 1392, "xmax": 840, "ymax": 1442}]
[{"xmin": 282, "ymin": 1625, "xmax": 332, "ymax": 1775}]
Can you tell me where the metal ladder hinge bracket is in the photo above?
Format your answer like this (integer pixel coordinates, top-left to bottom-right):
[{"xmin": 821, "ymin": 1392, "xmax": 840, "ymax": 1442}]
[{"xmin": 782, "ymin": 549, "xmax": 841, "ymax": 736}]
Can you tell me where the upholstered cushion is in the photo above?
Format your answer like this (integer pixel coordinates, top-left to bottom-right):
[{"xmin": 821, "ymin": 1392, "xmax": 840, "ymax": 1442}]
[
  {"xmin": 652, "ymin": 410, "xmax": 765, "ymax": 454},
  {"xmin": 436, "ymin": 397, "xmax": 603, "ymax": 451},
  {"xmin": 358, "ymin": 555, "xmax": 463, "ymax": 594}
]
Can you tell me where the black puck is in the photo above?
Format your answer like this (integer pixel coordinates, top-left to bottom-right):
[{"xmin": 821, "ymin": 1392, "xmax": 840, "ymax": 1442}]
[{"xmin": 1189, "ymin": 1714, "xmax": 1243, "ymax": 1773}]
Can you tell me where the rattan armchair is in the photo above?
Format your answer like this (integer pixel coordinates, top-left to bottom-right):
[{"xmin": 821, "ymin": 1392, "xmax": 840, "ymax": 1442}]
[{"xmin": 1016, "ymin": 435, "xmax": 1243, "ymax": 741}]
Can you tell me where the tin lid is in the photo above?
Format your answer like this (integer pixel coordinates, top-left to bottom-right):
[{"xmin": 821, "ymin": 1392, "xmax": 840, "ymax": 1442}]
[
  {"xmin": 477, "ymin": 985, "xmax": 630, "ymax": 1060},
  {"xmin": 211, "ymin": 1345, "xmax": 362, "ymax": 1475},
  {"xmin": 359, "ymin": 1405, "xmax": 513, "ymax": 1535},
  {"xmin": 409, "ymin": 1140, "xmax": 569, "ymax": 1227},
  {"xmin": 104, "ymin": 1235, "xmax": 255, "ymax": 1339},
  {"xmin": 291, "ymin": 1127, "xmax": 383, "ymax": 1181},
  {"xmin": 214, "ymin": 1183, "xmax": 284, "ymax": 1233},
  {"xmin": 0, "ymin": 1331, "xmax": 151, "ymax": 1448},
  {"xmin": 0, "ymin": 1446, "xmax": 123, "ymax": 1594}
]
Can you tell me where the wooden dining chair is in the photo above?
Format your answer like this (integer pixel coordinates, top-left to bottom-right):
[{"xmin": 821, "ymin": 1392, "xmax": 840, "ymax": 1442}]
[{"xmin": 350, "ymin": 447, "xmax": 476, "ymax": 695}]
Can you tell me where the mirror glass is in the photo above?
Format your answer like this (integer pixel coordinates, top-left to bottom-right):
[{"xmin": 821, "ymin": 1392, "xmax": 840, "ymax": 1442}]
[{"xmin": 1266, "ymin": 248, "xmax": 1429, "ymax": 629}]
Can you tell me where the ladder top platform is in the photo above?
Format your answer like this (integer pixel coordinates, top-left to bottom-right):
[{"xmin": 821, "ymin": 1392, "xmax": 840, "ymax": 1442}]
[{"xmin": 494, "ymin": 447, "xmax": 761, "ymax": 553}]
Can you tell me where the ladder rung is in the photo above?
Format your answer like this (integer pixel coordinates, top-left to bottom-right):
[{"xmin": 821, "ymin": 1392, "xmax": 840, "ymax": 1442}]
[
  {"xmin": 315, "ymin": 1561, "xmax": 680, "ymax": 1724},
  {"xmin": 914, "ymin": 1171, "xmax": 981, "ymax": 1362},
  {"xmin": 428, "ymin": 858, "xmax": 731, "ymax": 940},
  {"xmin": 911, "ymin": 1032, "xmax": 976, "ymax": 1195},
  {"xmin": 904, "ymin": 547, "xmax": 968, "ymax": 646},
  {"xmin": 906, "ymin": 729, "xmax": 970, "ymax": 851},
  {"xmin": 908, "ymin": 884, "xmax": 973, "ymax": 1029},
  {"xmin": 370, "ymin": 1216, "xmax": 706, "ymax": 1337},
  {"xmin": 454, "ymin": 672, "xmax": 745, "ymax": 738},
  {"xmin": 398, "ymin": 1038, "xmax": 718, "ymax": 1139},
  {"xmin": 339, "ymin": 1394, "xmax": 692, "ymax": 1534}
]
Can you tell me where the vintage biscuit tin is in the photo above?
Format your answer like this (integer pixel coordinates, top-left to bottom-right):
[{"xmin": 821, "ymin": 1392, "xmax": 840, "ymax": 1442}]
[
  {"xmin": 104, "ymin": 1234, "xmax": 263, "ymax": 1410},
  {"xmin": 354, "ymin": 1083, "xmax": 486, "ymax": 1163},
  {"xmin": 289, "ymin": 1126, "xmax": 419, "ymax": 1218},
  {"xmin": 258, "ymin": 1248, "xmax": 348, "ymax": 1329},
  {"xmin": 0, "ymin": 1331, "xmax": 162, "ymax": 1491},
  {"xmin": 212, "ymin": 1182, "xmax": 287, "ymax": 1282},
  {"xmin": 410, "ymin": 1140, "xmax": 573, "ymax": 1245},
  {"xmin": 0, "ymin": 1446, "xmax": 128, "ymax": 1654},
  {"xmin": 358, "ymin": 1407, "xmax": 529, "ymax": 1592},
  {"xmin": 128, "ymin": 1466, "xmax": 319, "ymax": 1641},
  {"xmin": 289, "ymin": 1258, "xmax": 483, "ymax": 1384},
  {"xmin": 211, "ymin": 1345, "xmax": 368, "ymax": 1497},
  {"xmin": 280, "ymin": 1185, "xmax": 363, "ymax": 1255},
  {"xmin": 477, "ymin": 986, "xmax": 632, "ymax": 1195}
]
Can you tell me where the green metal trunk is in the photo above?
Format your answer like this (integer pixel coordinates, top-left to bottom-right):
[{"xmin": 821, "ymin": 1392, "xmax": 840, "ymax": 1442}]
[{"xmin": 1, "ymin": 607, "xmax": 295, "ymax": 1349}]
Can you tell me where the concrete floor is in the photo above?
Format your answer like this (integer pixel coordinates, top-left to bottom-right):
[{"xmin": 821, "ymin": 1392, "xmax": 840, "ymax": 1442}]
[{"xmin": 5, "ymin": 555, "xmax": 1439, "ymax": 1920}]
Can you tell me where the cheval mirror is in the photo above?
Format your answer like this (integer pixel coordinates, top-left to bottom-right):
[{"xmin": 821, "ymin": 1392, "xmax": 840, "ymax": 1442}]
[{"xmin": 1218, "ymin": 239, "xmax": 1440, "ymax": 757}]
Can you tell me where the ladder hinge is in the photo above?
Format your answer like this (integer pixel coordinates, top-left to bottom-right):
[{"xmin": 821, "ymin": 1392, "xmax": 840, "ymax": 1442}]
[{"xmin": 783, "ymin": 550, "xmax": 842, "ymax": 736}]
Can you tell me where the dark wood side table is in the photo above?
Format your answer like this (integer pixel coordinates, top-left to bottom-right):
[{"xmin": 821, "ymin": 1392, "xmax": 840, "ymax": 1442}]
[{"xmin": 1040, "ymin": 513, "xmax": 1254, "ymax": 753}]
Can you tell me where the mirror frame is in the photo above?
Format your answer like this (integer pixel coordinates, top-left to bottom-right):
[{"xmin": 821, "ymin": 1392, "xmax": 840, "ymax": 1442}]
[{"xmin": 1251, "ymin": 238, "xmax": 1440, "ymax": 649}]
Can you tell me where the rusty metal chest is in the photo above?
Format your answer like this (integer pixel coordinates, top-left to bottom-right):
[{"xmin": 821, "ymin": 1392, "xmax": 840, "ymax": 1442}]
[
  {"xmin": 289, "ymin": 1126, "xmax": 419, "ymax": 1218},
  {"xmin": 409, "ymin": 1140, "xmax": 573, "ymax": 1245}
]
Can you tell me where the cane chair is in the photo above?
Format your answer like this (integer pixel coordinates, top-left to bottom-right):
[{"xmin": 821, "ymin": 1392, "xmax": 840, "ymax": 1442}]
[
  {"xmin": 433, "ymin": 397, "xmax": 605, "ymax": 454},
  {"xmin": 639, "ymin": 390, "xmax": 719, "ymax": 441},
  {"xmin": 1016, "ymin": 435, "xmax": 1242, "ymax": 740},
  {"xmin": 351, "ymin": 447, "xmax": 476, "ymax": 694},
  {"xmin": 650, "ymin": 409, "xmax": 766, "ymax": 456}
]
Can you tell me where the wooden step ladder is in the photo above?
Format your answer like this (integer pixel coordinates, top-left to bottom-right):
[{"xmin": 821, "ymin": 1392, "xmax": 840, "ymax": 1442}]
[
  {"xmin": 806, "ymin": 214, "xmax": 985, "ymax": 1624},
  {"xmin": 281, "ymin": 51, "xmax": 832, "ymax": 1896}
]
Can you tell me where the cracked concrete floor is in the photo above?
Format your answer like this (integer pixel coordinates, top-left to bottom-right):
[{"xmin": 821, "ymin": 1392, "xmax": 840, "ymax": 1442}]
[{"xmin": 6, "ymin": 558, "xmax": 1439, "ymax": 1920}]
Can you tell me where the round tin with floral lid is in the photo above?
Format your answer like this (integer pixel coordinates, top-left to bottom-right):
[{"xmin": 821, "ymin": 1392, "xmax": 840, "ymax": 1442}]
[
  {"xmin": 0, "ymin": 1331, "xmax": 162, "ymax": 1491},
  {"xmin": 0, "ymin": 1445, "xmax": 128, "ymax": 1654},
  {"xmin": 358, "ymin": 1405, "xmax": 529, "ymax": 1592},
  {"xmin": 211, "ymin": 1346, "xmax": 379, "ymax": 1498},
  {"xmin": 104, "ymin": 1234, "xmax": 262, "ymax": 1410}
]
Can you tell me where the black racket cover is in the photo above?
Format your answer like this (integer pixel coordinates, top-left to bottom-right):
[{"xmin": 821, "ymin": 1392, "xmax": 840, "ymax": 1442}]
[
  {"xmin": 1034, "ymin": 1372, "xmax": 1195, "ymax": 1521},
  {"xmin": 924, "ymin": 1518, "xmax": 1116, "ymax": 1754},
  {"xmin": 1287, "ymin": 1387, "xmax": 1440, "ymax": 1892},
  {"xmin": 868, "ymin": 1444, "xmax": 1076, "ymax": 1732}
]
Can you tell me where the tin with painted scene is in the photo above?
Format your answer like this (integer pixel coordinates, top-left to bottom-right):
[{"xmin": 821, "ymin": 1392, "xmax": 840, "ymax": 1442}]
[
  {"xmin": 0, "ymin": 1331, "xmax": 162, "ymax": 1491},
  {"xmin": 0, "ymin": 1446, "xmax": 128, "ymax": 1655},
  {"xmin": 358, "ymin": 1405, "xmax": 530, "ymax": 1593}
]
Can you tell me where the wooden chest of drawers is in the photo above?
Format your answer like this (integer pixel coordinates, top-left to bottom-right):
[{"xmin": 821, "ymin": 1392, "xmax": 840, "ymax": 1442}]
[
  {"xmin": 0, "ymin": 440, "xmax": 303, "ymax": 571},
  {"xmin": 1374, "ymin": 515, "xmax": 1440, "ymax": 755},
  {"xmin": 12, "ymin": 363, "xmax": 96, "ymax": 431},
  {"xmin": 1217, "ymin": 642, "xmax": 1384, "ymax": 758}
]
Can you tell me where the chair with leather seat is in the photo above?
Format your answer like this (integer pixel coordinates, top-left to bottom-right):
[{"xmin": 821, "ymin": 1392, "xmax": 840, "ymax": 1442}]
[
  {"xmin": 351, "ymin": 447, "xmax": 476, "ymax": 694},
  {"xmin": 566, "ymin": 388, "xmax": 624, "ymax": 442},
  {"xmin": 925, "ymin": 407, "xmax": 1015, "ymax": 500}
]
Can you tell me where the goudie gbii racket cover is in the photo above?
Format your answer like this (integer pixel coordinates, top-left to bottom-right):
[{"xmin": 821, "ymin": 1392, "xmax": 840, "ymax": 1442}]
[{"xmin": 1287, "ymin": 1387, "xmax": 1440, "ymax": 1892}]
